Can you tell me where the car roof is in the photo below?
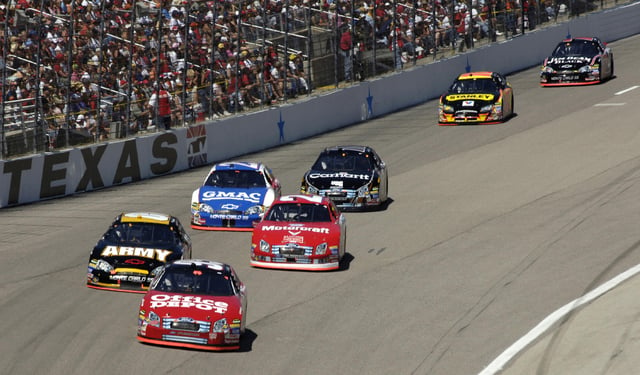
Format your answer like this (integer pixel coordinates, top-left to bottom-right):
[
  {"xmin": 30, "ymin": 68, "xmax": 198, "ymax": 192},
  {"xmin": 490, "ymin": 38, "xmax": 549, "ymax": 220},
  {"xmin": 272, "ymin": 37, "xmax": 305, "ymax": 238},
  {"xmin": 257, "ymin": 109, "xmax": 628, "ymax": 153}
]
[
  {"xmin": 321, "ymin": 145, "xmax": 373, "ymax": 153},
  {"xmin": 273, "ymin": 194, "xmax": 330, "ymax": 206},
  {"xmin": 210, "ymin": 161, "xmax": 263, "ymax": 172},
  {"xmin": 456, "ymin": 71, "xmax": 495, "ymax": 80},
  {"xmin": 119, "ymin": 212, "xmax": 172, "ymax": 225},
  {"xmin": 169, "ymin": 259, "xmax": 229, "ymax": 272},
  {"xmin": 561, "ymin": 37, "xmax": 599, "ymax": 43}
]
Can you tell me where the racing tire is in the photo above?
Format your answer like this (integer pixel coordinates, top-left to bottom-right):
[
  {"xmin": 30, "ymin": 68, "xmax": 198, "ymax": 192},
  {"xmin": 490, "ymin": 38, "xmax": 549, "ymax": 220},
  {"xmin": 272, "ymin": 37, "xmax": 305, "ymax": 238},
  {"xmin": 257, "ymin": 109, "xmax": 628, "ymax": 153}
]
[
  {"xmin": 610, "ymin": 59, "xmax": 615, "ymax": 80},
  {"xmin": 511, "ymin": 97, "xmax": 515, "ymax": 118}
]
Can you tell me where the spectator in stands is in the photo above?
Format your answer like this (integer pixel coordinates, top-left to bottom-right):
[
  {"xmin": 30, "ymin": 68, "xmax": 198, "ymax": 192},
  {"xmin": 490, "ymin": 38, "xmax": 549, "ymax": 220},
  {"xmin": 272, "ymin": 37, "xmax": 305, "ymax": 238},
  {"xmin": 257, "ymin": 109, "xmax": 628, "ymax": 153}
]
[
  {"xmin": 339, "ymin": 25, "xmax": 353, "ymax": 81},
  {"xmin": 148, "ymin": 84, "xmax": 172, "ymax": 130},
  {"xmin": 0, "ymin": 0, "xmax": 549, "ymax": 154},
  {"xmin": 288, "ymin": 53, "xmax": 310, "ymax": 94}
]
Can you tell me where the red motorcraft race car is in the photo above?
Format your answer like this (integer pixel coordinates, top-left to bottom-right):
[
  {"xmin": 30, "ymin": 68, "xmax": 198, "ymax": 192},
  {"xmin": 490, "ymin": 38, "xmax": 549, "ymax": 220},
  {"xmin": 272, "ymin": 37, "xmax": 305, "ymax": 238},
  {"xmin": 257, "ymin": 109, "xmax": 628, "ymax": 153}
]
[
  {"xmin": 251, "ymin": 194, "xmax": 346, "ymax": 271},
  {"xmin": 137, "ymin": 259, "xmax": 247, "ymax": 351}
]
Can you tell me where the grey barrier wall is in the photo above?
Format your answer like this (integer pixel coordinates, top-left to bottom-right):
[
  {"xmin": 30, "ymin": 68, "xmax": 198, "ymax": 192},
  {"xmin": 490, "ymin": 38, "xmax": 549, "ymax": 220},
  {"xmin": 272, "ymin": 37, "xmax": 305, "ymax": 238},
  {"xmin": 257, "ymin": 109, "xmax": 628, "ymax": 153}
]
[{"xmin": 1, "ymin": 2, "xmax": 639, "ymax": 208}]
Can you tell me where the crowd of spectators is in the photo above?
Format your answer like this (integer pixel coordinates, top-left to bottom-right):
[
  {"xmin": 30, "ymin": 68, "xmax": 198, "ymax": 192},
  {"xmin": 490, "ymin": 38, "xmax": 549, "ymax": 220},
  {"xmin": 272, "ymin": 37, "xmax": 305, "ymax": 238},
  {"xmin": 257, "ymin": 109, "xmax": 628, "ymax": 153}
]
[{"xmin": 1, "ymin": 0, "xmax": 568, "ymax": 149}]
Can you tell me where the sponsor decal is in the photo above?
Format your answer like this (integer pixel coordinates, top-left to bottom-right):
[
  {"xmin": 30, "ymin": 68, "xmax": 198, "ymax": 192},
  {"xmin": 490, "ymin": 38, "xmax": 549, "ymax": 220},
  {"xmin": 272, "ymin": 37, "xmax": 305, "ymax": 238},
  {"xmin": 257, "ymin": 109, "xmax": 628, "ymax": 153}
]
[
  {"xmin": 225, "ymin": 333, "xmax": 240, "ymax": 342},
  {"xmin": 283, "ymin": 235, "xmax": 304, "ymax": 243},
  {"xmin": 169, "ymin": 330, "xmax": 200, "ymax": 337},
  {"xmin": 150, "ymin": 294, "xmax": 229, "ymax": 313},
  {"xmin": 2, "ymin": 133, "xmax": 179, "ymax": 207},
  {"xmin": 210, "ymin": 214, "xmax": 249, "ymax": 220},
  {"xmin": 446, "ymin": 94, "xmax": 494, "ymax": 101},
  {"xmin": 110, "ymin": 275, "xmax": 149, "ymax": 283},
  {"xmin": 462, "ymin": 100, "xmax": 474, "ymax": 107},
  {"xmin": 549, "ymin": 56, "xmax": 591, "ymax": 64},
  {"xmin": 309, "ymin": 172, "xmax": 370, "ymax": 180},
  {"xmin": 262, "ymin": 225, "xmax": 329, "ymax": 234},
  {"xmin": 124, "ymin": 259, "xmax": 145, "ymax": 265},
  {"xmin": 201, "ymin": 190, "xmax": 262, "ymax": 203},
  {"xmin": 187, "ymin": 124, "xmax": 208, "ymax": 168},
  {"xmin": 221, "ymin": 203, "xmax": 240, "ymax": 210},
  {"xmin": 100, "ymin": 246, "xmax": 173, "ymax": 262}
]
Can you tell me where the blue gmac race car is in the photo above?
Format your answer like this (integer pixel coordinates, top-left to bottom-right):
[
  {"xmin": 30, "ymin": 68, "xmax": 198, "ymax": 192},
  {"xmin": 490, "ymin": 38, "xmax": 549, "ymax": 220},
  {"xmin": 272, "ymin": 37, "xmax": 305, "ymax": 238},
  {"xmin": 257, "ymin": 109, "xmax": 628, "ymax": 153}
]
[{"xmin": 191, "ymin": 162, "xmax": 281, "ymax": 231}]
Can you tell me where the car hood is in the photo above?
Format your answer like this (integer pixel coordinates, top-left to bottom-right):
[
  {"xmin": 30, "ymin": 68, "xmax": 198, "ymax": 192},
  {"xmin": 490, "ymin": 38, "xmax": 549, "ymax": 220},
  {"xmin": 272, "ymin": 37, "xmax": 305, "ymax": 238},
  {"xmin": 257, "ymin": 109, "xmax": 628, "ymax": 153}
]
[
  {"xmin": 91, "ymin": 244, "xmax": 180, "ymax": 268},
  {"xmin": 545, "ymin": 55, "xmax": 593, "ymax": 68},
  {"xmin": 196, "ymin": 186, "xmax": 269, "ymax": 210},
  {"xmin": 442, "ymin": 93, "xmax": 498, "ymax": 110},
  {"xmin": 254, "ymin": 221, "xmax": 338, "ymax": 244},
  {"xmin": 305, "ymin": 170, "xmax": 373, "ymax": 190},
  {"xmin": 141, "ymin": 291, "xmax": 242, "ymax": 319}
]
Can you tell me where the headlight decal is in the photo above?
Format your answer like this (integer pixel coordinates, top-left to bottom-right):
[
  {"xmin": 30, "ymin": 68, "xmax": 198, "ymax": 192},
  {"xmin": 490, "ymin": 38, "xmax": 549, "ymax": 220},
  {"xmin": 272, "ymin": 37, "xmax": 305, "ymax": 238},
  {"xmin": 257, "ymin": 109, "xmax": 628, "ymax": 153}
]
[
  {"xmin": 315, "ymin": 242, "xmax": 328, "ymax": 255},
  {"xmin": 260, "ymin": 239, "xmax": 271, "ymax": 253}
]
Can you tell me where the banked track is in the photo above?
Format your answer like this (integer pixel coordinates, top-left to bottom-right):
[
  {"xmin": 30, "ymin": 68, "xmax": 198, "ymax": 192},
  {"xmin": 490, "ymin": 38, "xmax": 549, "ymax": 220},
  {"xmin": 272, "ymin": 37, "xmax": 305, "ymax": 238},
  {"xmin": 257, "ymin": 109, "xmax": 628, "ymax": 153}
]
[{"xmin": 1, "ymin": 35, "xmax": 640, "ymax": 375}]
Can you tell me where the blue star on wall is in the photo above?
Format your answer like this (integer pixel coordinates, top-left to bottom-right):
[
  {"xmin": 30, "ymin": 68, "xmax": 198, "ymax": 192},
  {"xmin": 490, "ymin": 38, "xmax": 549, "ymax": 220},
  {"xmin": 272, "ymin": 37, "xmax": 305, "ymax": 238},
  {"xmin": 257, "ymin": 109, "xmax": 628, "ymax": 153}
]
[{"xmin": 277, "ymin": 111, "xmax": 285, "ymax": 142}]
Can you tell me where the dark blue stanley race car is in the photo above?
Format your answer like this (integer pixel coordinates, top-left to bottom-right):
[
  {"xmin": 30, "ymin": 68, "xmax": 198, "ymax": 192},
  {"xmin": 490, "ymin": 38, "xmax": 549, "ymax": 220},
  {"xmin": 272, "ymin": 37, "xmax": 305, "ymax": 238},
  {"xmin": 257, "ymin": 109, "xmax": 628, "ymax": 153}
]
[
  {"xmin": 87, "ymin": 212, "xmax": 192, "ymax": 293},
  {"xmin": 191, "ymin": 162, "xmax": 281, "ymax": 231}
]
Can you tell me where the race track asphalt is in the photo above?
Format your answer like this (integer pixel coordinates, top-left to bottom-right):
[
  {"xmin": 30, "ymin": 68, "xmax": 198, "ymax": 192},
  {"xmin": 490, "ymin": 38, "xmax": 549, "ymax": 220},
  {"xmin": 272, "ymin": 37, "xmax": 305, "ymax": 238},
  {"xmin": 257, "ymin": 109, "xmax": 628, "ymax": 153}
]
[{"xmin": 1, "ymin": 34, "xmax": 640, "ymax": 375}]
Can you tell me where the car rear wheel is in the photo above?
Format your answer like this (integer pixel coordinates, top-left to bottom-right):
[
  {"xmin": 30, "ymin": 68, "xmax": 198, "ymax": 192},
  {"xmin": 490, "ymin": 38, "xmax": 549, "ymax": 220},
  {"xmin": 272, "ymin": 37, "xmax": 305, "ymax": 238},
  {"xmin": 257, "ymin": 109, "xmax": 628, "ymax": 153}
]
[{"xmin": 610, "ymin": 59, "xmax": 615, "ymax": 79}]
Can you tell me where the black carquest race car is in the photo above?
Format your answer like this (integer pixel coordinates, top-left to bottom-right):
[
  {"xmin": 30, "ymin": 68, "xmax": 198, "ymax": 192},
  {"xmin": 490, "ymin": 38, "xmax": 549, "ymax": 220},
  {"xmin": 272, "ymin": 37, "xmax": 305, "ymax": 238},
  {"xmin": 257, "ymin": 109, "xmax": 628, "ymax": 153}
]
[
  {"xmin": 300, "ymin": 145, "xmax": 388, "ymax": 210},
  {"xmin": 87, "ymin": 212, "xmax": 192, "ymax": 293},
  {"xmin": 438, "ymin": 71, "xmax": 514, "ymax": 125},
  {"xmin": 540, "ymin": 37, "xmax": 614, "ymax": 86}
]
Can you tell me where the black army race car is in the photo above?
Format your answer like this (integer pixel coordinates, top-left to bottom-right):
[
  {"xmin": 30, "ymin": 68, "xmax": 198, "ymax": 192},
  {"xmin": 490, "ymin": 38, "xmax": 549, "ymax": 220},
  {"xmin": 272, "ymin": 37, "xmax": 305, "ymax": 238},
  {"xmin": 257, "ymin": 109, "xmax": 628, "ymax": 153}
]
[{"xmin": 87, "ymin": 212, "xmax": 192, "ymax": 293}]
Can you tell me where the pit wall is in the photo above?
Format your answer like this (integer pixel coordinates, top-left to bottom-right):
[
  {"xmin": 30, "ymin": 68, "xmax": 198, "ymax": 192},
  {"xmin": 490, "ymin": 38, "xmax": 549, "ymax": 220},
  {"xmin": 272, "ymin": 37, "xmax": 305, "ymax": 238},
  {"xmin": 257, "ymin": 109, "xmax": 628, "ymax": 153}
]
[{"xmin": 2, "ymin": 2, "xmax": 639, "ymax": 207}]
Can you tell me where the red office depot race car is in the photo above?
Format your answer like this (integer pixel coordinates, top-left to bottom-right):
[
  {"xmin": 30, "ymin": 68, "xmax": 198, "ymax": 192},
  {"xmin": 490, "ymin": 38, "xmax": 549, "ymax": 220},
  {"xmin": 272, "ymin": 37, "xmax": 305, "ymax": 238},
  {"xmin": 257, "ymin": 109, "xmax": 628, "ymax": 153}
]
[
  {"xmin": 137, "ymin": 259, "xmax": 247, "ymax": 351},
  {"xmin": 251, "ymin": 194, "xmax": 346, "ymax": 271}
]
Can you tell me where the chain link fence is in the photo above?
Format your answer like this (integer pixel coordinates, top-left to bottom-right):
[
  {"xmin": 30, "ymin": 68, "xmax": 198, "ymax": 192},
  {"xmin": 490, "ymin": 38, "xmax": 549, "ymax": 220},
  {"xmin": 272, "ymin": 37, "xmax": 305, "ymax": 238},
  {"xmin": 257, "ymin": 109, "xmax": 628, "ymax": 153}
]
[{"xmin": 0, "ymin": 0, "xmax": 633, "ymax": 159}]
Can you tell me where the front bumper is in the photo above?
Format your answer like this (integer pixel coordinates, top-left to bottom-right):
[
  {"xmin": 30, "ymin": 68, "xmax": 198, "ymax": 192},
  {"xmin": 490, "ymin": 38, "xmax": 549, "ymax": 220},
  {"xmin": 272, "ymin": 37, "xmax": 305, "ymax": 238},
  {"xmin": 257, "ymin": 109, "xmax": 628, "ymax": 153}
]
[
  {"xmin": 315, "ymin": 189, "xmax": 381, "ymax": 210},
  {"xmin": 137, "ymin": 318, "xmax": 241, "ymax": 351},
  {"xmin": 439, "ymin": 111, "xmax": 502, "ymax": 125},
  {"xmin": 251, "ymin": 245, "xmax": 341, "ymax": 271},
  {"xmin": 540, "ymin": 71, "xmax": 601, "ymax": 86},
  {"xmin": 191, "ymin": 211, "xmax": 260, "ymax": 231},
  {"xmin": 86, "ymin": 268, "xmax": 152, "ymax": 293}
]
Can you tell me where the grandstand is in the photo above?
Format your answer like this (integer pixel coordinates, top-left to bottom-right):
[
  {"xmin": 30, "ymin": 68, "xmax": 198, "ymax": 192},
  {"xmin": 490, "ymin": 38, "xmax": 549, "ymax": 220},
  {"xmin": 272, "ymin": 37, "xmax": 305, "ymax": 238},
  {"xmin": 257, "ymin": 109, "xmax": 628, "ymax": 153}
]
[{"xmin": 0, "ymin": 0, "xmax": 622, "ymax": 158}]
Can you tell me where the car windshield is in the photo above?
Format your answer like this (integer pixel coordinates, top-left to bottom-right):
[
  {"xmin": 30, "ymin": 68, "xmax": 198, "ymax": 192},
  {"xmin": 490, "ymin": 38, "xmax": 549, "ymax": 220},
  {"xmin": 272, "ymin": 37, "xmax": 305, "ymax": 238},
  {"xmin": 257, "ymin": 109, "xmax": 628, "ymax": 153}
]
[
  {"xmin": 265, "ymin": 203, "xmax": 332, "ymax": 222},
  {"xmin": 311, "ymin": 151, "xmax": 373, "ymax": 172},
  {"xmin": 205, "ymin": 169, "xmax": 266, "ymax": 188},
  {"xmin": 552, "ymin": 40, "xmax": 600, "ymax": 57},
  {"xmin": 154, "ymin": 267, "xmax": 234, "ymax": 296},
  {"xmin": 104, "ymin": 223, "xmax": 179, "ymax": 245},
  {"xmin": 450, "ymin": 78, "xmax": 498, "ymax": 93}
]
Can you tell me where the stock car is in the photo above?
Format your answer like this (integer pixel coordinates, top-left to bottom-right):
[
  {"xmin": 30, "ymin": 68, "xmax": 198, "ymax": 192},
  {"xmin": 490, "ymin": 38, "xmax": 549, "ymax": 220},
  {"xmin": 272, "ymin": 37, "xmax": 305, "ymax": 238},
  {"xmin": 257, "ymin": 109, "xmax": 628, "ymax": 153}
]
[
  {"xmin": 438, "ymin": 71, "xmax": 514, "ymax": 125},
  {"xmin": 191, "ymin": 162, "xmax": 281, "ymax": 231},
  {"xmin": 137, "ymin": 259, "xmax": 247, "ymax": 351},
  {"xmin": 300, "ymin": 145, "xmax": 388, "ymax": 210},
  {"xmin": 87, "ymin": 212, "xmax": 192, "ymax": 293},
  {"xmin": 251, "ymin": 194, "xmax": 346, "ymax": 271},
  {"xmin": 540, "ymin": 37, "xmax": 614, "ymax": 86}
]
